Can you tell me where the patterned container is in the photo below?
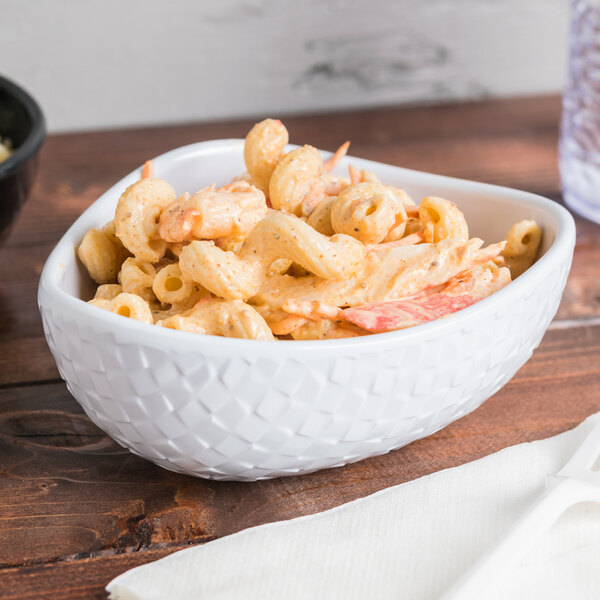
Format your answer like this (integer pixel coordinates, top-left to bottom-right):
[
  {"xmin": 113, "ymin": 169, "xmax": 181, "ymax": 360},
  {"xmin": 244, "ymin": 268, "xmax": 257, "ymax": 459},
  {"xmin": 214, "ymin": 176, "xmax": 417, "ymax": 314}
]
[{"xmin": 38, "ymin": 141, "xmax": 575, "ymax": 481}]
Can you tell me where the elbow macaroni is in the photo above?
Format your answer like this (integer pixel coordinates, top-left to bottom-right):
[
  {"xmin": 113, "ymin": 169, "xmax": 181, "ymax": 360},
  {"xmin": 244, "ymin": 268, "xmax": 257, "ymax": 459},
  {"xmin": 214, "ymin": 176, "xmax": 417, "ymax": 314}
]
[
  {"xmin": 244, "ymin": 119, "xmax": 289, "ymax": 194},
  {"xmin": 419, "ymin": 196, "xmax": 469, "ymax": 244},
  {"xmin": 159, "ymin": 299, "xmax": 274, "ymax": 340},
  {"xmin": 118, "ymin": 257, "xmax": 157, "ymax": 305},
  {"xmin": 331, "ymin": 182, "xmax": 408, "ymax": 244},
  {"xmin": 307, "ymin": 197, "xmax": 336, "ymax": 236},
  {"xmin": 77, "ymin": 119, "xmax": 542, "ymax": 341},
  {"xmin": 498, "ymin": 220, "xmax": 542, "ymax": 278},
  {"xmin": 115, "ymin": 178, "xmax": 176, "ymax": 262},
  {"xmin": 77, "ymin": 221, "xmax": 129, "ymax": 284},
  {"xmin": 269, "ymin": 145, "xmax": 325, "ymax": 215},
  {"xmin": 90, "ymin": 292, "xmax": 153, "ymax": 324}
]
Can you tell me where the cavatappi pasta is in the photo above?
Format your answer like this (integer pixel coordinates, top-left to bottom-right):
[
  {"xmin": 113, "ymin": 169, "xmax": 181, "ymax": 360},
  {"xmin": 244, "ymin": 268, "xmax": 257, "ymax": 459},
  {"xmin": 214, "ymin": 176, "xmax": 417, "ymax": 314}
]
[{"xmin": 77, "ymin": 119, "xmax": 543, "ymax": 341}]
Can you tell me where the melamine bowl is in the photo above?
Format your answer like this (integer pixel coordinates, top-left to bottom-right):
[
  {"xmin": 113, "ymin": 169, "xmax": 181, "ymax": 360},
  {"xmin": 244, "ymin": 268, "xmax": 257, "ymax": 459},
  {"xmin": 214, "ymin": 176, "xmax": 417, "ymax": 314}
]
[
  {"xmin": 38, "ymin": 140, "xmax": 575, "ymax": 481},
  {"xmin": 0, "ymin": 74, "xmax": 45, "ymax": 245}
]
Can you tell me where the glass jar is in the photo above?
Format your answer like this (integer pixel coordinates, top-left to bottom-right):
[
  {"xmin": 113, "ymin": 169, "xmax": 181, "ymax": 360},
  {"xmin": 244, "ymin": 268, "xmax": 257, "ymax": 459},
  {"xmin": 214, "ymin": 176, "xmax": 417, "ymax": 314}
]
[{"xmin": 559, "ymin": 0, "xmax": 600, "ymax": 224}]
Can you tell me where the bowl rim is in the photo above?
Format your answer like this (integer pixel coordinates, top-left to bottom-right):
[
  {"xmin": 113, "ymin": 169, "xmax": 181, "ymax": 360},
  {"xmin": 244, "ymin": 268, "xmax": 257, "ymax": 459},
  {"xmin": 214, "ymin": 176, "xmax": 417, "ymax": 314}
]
[
  {"xmin": 39, "ymin": 139, "xmax": 576, "ymax": 354},
  {"xmin": 0, "ymin": 74, "xmax": 46, "ymax": 178}
]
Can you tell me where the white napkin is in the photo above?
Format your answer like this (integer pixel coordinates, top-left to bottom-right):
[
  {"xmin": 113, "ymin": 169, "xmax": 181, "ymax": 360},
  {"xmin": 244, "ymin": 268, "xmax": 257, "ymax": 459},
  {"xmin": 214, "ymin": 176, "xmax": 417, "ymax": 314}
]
[{"xmin": 107, "ymin": 413, "xmax": 600, "ymax": 600}]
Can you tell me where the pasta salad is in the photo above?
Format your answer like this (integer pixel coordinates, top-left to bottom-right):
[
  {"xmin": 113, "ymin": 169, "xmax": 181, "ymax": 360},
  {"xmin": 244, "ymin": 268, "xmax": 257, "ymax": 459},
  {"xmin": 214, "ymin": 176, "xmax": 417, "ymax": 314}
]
[{"xmin": 77, "ymin": 119, "xmax": 542, "ymax": 341}]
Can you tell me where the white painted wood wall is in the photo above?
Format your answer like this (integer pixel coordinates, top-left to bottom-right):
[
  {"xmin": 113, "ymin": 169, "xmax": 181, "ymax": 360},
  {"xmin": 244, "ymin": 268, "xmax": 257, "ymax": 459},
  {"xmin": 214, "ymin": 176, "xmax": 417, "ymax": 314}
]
[{"xmin": 1, "ymin": 0, "xmax": 569, "ymax": 132}]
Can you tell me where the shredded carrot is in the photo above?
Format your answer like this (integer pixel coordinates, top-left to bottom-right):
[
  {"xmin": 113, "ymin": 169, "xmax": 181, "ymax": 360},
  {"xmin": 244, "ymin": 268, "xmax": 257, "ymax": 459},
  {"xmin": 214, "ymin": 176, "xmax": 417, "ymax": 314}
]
[
  {"xmin": 270, "ymin": 315, "xmax": 308, "ymax": 336},
  {"xmin": 282, "ymin": 299, "xmax": 342, "ymax": 321},
  {"xmin": 323, "ymin": 141, "xmax": 350, "ymax": 173},
  {"xmin": 141, "ymin": 160, "xmax": 154, "ymax": 179},
  {"xmin": 367, "ymin": 231, "xmax": 425, "ymax": 251},
  {"xmin": 404, "ymin": 205, "xmax": 419, "ymax": 218},
  {"xmin": 301, "ymin": 180, "xmax": 327, "ymax": 217},
  {"xmin": 348, "ymin": 164, "xmax": 361, "ymax": 185}
]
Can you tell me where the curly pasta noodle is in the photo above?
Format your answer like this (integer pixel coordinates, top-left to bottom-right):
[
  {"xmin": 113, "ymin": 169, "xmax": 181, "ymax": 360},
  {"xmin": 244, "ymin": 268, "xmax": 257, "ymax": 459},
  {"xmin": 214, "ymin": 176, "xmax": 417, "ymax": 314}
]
[
  {"xmin": 419, "ymin": 196, "xmax": 468, "ymax": 243},
  {"xmin": 89, "ymin": 292, "xmax": 153, "ymax": 324},
  {"xmin": 77, "ymin": 221, "xmax": 129, "ymax": 284},
  {"xmin": 269, "ymin": 145, "xmax": 325, "ymax": 215},
  {"xmin": 118, "ymin": 257, "xmax": 157, "ymax": 305},
  {"xmin": 179, "ymin": 211, "xmax": 366, "ymax": 300},
  {"xmin": 498, "ymin": 220, "xmax": 542, "ymax": 278},
  {"xmin": 331, "ymin": 183, "xmax": 408, "ymax": 244},
  {"xmin": 159, "ymin": 299, "xmax": 274, "ymax": 340},
  {"xmin": 115, "ymin": 178, "xmax": 176, "ymax": 262},
  {"xmin": 244, "ymin": 118, "xmax": 289, "ymax": 194}
]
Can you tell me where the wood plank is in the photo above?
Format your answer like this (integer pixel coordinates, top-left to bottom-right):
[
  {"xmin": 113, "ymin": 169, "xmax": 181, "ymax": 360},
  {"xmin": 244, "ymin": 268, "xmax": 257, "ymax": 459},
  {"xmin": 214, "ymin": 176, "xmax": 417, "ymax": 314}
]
[
  {"xmin": 0, "ymin": 242, "xmax": 60, "ymax": 384},
  {"xmin": 0, "ymin": 550, "xmax": 172, "ymax": 600}
]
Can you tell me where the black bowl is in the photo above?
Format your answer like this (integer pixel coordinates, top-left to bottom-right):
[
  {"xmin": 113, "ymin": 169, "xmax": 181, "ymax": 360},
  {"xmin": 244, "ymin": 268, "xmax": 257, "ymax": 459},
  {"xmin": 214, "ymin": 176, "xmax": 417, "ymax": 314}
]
[{"xmin": 0, "ymin": 75, "xmax": 45, "ymax": 245}]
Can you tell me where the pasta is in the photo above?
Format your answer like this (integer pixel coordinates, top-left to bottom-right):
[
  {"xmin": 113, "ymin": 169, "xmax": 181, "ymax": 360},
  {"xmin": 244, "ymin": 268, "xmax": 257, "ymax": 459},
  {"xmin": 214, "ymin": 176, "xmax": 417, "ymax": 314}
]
[
  {"xmin": 93, "ymin": 284, "xmax": 123, "ymax": 300},
  {"xmin": 152, "ymin": 263, "xmax": 198, "ymax": 306},
  {"xmin": 77, "ymin": 118, "xmax": 543, "ymax": 341},
  {"xmin": 0, "ymin": 136, "xmax": 12, "ymax": 163},
  {"xmin": 269, "ymin": 145, "xmax": 325, "ymax": 215},
  {"xmin": 251, "ymin": 238, "xmax": 505, "ymax": 310},
  {"xmin": 77, "ymin": 221, "xmax": 130, "ymax": 284},
  {"xmin": 118, "ymin": 257, "xmax": 157, "ymax": 305},
  {"xmin": 159, "ymin": 298, "xmax": 275, "ymax": 340},
  {"xmin": 178, "ymin": 212, "xmax": 366, "ymax": 300},
  {"xmin": 90, "ymin": 292, "xmax": 153, "ymax": 324},
  {"xmin": 244, "ymin": 119, "xmax": 289, "ymax": 194},
  {"xmin": 419, "ymin": 196, "xmax": 469, "ymax": 243},
  {"xmin": 114, "ymin": 177, "xmax": 176, "ymax": 262},
  {"xmin": 330, "ymin": 182, "xmax": 408, "ymax": 244},
  {"xmin": 307, "ymin": 197, "xmax": 336, "ymax": 235},
  {"xmin": 497, "ymin": 220, "xmax": 543, "ymax": 278}
]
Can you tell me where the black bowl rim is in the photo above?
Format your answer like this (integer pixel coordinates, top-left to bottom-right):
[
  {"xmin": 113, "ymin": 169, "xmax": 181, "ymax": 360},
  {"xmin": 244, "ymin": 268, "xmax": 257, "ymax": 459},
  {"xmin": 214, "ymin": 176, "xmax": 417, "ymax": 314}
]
[{"xmin": 0, "ymin": 74, "xmax": 46, "ymax": 178}]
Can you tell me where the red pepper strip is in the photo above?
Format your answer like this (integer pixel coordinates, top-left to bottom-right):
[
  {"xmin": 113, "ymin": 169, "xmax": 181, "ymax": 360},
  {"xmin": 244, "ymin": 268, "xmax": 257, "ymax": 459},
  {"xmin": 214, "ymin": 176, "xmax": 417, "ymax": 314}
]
[{"xmin": 342, "ymin": 293, "xmax": 476, "ymax": 332}]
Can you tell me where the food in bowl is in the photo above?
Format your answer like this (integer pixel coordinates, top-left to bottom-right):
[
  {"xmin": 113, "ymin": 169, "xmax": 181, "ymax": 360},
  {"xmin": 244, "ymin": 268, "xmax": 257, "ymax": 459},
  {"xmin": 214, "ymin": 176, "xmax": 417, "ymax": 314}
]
[
  {"xmin": 38, "ymin": 136, "xmax": 575, "ymax": 480},
  {"xmin": 0, "ymin": 74, "xmax": 45, "ymax": 244},
  {"xmin": 0, "ymin": 136, "xmax": 12, "ymax": 162},
  {"xmin": 77, "ymin": 119, "xmax": 542, "ymax": 341}
]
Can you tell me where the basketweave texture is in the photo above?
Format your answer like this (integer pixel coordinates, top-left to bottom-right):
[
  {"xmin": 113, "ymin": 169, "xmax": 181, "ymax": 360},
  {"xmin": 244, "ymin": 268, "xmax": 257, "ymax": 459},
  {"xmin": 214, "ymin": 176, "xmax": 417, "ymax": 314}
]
[{"xmin": 39, "ymin": 255, "xmax": 570, "ymax": 481}]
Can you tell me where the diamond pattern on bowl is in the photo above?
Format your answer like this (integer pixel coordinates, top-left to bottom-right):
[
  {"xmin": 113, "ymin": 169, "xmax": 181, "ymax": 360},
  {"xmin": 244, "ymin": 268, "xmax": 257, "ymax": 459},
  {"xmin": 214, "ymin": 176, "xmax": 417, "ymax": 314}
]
[{"xmin": 39, "ymin": 254, "xmax": 571, "ymax": 480}]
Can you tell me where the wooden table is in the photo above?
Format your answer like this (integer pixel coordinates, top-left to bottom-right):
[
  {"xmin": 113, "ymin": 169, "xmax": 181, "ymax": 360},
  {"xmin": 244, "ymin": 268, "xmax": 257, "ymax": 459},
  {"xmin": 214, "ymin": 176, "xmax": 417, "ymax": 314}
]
[{"xmin": 2, "ymin": 95, "xmax": 599, "ymax": 599}]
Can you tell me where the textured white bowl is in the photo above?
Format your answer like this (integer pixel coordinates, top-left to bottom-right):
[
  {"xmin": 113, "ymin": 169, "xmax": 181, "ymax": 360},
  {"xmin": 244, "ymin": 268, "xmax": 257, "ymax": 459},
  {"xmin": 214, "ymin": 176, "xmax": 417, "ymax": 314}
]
[{"xmin": 38, "ymin": 140, "xmax": 575, "ymax": 481}]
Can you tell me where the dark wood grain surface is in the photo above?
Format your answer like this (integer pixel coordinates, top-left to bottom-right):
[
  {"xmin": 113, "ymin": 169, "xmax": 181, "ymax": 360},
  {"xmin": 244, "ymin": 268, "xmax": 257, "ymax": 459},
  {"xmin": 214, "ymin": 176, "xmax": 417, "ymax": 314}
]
[{"xmin": 2, "ymin": 95, "xmax": 600, "ymax": 599}]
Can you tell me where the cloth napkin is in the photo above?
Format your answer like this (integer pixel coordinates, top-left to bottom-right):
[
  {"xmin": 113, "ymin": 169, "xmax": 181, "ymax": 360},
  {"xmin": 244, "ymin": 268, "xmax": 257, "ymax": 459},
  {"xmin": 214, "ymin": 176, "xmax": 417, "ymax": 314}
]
[{"xmin": 107, "ymin": 413, "xmax": 600, "ymax": 600}]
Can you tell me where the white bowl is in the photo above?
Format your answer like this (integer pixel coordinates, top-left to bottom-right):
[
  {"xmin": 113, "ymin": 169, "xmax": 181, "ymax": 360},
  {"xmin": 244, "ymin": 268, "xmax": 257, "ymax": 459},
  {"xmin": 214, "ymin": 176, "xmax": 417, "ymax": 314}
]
[{"xmin": 38, "ymin": 140, "xmax": 575, "ymax": 481}]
